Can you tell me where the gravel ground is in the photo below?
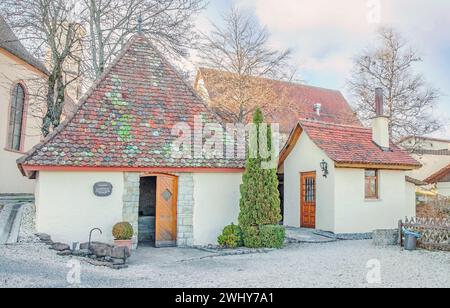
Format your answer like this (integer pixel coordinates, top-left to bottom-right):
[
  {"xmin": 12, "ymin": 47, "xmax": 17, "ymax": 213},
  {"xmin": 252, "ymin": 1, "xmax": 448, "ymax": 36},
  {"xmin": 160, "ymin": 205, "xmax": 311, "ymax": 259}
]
[
  {"xmin": 0, "ymin": 240, "xmax": 448, "ymax": 288},
  {"xmin": 17, "ymin": 203, "xmax": 39, "ymax": 243}
]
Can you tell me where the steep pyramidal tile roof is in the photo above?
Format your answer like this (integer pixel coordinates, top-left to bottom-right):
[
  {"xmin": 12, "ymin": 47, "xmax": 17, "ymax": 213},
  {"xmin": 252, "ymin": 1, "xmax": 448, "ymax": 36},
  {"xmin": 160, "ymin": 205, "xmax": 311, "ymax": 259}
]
[
  {"xmin": 281, "ymin": 120, "xmax": 421, "ymax": 169},
  {"xmin": 0, "ymin": 15, "xmax": 48, "ymax": 75},
  {"xmin": 196, "ymin": 67, "xmax": 361, "ymax": 134},
  {"xmin": 18, "ymin": 35, "xmax": 245, "ymax": 174}
]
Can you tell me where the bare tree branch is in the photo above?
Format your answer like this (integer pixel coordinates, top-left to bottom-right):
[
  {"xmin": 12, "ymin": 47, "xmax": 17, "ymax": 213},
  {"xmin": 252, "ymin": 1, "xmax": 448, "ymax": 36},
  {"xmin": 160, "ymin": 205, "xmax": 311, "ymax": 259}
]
[
  {"xmin": 197, "ymin": 6, "xmax": 296, "ymax": 123},
  {"xmin": 347, "ymin": 27, "xmax": 442, "ymax": 143},
  {"xmin": 1, "ymin": 0, "xmax": 86, "ymax": 136},
  {"xmin": 82, "ymin": 0, "xmax": 206, "ymax": 78}
]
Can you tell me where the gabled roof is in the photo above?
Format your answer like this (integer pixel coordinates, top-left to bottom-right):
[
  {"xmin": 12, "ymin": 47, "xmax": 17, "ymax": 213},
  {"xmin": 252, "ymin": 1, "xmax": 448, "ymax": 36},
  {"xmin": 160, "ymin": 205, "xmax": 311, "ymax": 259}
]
[
  {"xmin": 195, "ymin": 67, "xmax": 361, "ymax": 134},
  {"xmin": 18, "ymin": 35, "xmax": 245, "ymax": 177},
  {"xmin": 0, "ymin": 16, "xmax": 48, "ymax": 75},
  {"xmin": 279, "ymin": 120, "xmax": 421, "ymax": 170},
  {"xmin": 425, "ymin": 164, "xmax": 450, "ymax": 184}
]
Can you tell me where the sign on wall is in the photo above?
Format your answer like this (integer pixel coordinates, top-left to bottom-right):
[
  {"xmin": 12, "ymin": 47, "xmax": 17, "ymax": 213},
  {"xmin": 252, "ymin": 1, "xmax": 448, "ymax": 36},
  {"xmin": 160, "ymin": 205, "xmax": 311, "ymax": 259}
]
[{"xmin": 93, "ymin": 182, "xmax": 113, "ymax": 197}]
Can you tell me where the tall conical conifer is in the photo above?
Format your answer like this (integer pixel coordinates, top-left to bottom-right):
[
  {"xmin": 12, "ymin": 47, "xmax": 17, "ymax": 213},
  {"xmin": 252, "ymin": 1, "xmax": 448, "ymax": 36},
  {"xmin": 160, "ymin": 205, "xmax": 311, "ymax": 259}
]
[{"xmin": 238, "ymin": 109, "xmax": 282, "ymax": 228}]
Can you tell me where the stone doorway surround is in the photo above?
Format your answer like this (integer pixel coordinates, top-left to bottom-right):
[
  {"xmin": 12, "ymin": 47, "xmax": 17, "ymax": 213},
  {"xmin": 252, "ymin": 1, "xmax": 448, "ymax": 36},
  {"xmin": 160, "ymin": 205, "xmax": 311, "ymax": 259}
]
[{"xmin": 122, "ymin": 172, "xmax": 194, "ymax": 249}]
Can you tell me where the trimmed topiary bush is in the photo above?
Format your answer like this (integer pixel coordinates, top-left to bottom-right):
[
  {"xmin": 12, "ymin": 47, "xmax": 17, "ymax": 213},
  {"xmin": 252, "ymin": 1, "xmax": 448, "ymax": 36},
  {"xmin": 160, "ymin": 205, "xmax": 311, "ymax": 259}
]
[
  {"xmin": 218, "ymin": 223, "xmax": 243, "ymax": 248},
  {"xmin": 112, "ymin": 222, "xmax": 134, "ymax": 240},
  {"xmin": 259, "ymin": 225, "xmax": 286, "ymax": 249}
]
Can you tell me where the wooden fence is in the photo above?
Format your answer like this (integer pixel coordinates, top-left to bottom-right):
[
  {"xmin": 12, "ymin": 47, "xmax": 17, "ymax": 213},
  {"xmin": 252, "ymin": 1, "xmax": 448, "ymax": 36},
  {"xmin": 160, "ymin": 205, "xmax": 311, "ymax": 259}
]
[{"xmin": 399, "ymin": 217, "xmax": 450, "ymax": 251}]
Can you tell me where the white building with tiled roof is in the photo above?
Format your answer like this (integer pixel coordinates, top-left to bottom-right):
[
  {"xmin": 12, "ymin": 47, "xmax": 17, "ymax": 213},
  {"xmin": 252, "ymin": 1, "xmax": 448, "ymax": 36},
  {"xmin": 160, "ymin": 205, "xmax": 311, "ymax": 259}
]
[
  {"xmin": 279, "ymin": 89, "xmax": 421, "ymax": 234},
  {"xmin": 0, "ymin": 16, "xmax": 48, "ymax": 194}
]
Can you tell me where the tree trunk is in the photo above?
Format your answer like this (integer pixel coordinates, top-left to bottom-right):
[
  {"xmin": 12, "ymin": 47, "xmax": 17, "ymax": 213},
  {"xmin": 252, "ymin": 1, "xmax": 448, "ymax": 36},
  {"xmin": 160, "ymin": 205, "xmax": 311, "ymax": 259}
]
[
  {"xmin": 42, "ymin": 72, "xmax": 57, "ymax": 137},
  {"xmin": 42, "ymin": 65, "xmax": 65, "ymax": 137},
  {"xmin": 53, "ymin": 74, "xmax": 66, "ymax": 128}
]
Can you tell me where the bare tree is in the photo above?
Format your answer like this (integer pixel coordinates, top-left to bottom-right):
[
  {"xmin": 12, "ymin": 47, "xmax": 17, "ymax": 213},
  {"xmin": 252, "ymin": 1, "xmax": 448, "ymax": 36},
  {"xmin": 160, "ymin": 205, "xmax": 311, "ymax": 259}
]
[
  {"xmin": 198, "ymin": 7, "xmax": 295, "ymax": 123},
  {"xmin": 348, "ymin": 27, "xmax": 441, "ymax": 142},
  {"xmin": 83, "ymin": 0, "xmax": 206, "ymax": 78},
  {"xmin": 1, "ymin": 0, "xmax": 85, "ymax": 137}
]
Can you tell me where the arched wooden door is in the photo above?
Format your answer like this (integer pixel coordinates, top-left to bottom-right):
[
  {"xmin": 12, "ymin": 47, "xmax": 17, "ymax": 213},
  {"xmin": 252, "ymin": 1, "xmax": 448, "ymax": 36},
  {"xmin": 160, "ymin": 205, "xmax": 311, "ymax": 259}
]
[{"xmin": 155, "ymin": 174, "xmax": 178, "ymax": 247}]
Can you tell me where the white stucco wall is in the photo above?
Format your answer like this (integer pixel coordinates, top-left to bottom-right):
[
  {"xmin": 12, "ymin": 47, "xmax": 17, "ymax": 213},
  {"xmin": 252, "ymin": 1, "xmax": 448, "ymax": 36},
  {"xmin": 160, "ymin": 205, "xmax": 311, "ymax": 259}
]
[
  {"xmin": 283, "ymin": 133, "xmax": 335, "ymax": 232},
  {"xmin": 35, "ymin": 171, "xmax": 124, "ymax": 245},
  {"xmin": 437, "ymin": 182, "xmax": 450, "ymax": 197},
  {"xmin": 405, "ymin": 182, "xmax": 417, "ymax": 218},
  {"xmin": 334, "ymin": 169, "xmax": 407, "ymax": 233},
  {"xmin": 0, "ymin": 50, "xmax": 46, "ymax": 193},
  {"xmin": 192, "ymin": 173, "xmax": 242, "ymax": 246}
]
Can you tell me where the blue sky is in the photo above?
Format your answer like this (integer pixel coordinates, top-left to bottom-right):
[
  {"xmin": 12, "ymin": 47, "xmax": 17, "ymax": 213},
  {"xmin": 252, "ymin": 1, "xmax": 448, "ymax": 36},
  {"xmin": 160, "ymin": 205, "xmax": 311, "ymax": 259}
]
[{"xmin": 195, "ymin": 0, "xmax": 450, "ymax": 138}]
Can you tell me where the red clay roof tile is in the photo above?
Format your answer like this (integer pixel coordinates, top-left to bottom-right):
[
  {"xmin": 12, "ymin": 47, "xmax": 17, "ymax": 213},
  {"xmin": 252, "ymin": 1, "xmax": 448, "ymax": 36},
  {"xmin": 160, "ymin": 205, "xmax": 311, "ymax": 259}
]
[
  {"xmin": 298, "ymin": 120, "xmax": 421, "ymax": 168},
  {"xmin": 18, "ymin": 35, "xmax": 245, "ymax": 171},
  {"xmin": 197, "ymin": 68, "xmax": 361, "ymax": 133}
]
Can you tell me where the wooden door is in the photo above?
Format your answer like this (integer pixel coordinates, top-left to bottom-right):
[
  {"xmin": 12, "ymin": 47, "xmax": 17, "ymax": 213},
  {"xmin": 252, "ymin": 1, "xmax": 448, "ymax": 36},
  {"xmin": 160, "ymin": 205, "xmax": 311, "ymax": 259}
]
[
  {"xmin": 155, "ymin": 174, "xmax": 178, "ymax": 247},
  {"xmin": 301, "ymin": 172, "xmax": 316, "ymax": 229}
]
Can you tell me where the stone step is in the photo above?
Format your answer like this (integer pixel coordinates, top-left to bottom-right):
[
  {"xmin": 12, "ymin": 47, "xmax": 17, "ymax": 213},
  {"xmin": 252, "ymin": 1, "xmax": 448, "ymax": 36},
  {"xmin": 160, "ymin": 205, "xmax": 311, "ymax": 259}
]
[
  {"xmin": 0, "ymin": 203, "xmax": 25, "ymax": 244},
  {"xmin": 0, "ymin": 194, "xmax": 35, "ymax": 204}
]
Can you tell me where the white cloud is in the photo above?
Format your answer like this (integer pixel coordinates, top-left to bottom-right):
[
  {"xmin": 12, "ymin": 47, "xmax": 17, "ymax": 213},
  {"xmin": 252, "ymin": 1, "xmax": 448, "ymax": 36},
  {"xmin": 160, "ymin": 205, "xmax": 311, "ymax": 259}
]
[
  {"xmin": 231, "ymin": 0, "xmax": 450, "ymax": 138},
  {"xmin": 193, "ymin": 0, "xmax": 450, "ymax": 137}
]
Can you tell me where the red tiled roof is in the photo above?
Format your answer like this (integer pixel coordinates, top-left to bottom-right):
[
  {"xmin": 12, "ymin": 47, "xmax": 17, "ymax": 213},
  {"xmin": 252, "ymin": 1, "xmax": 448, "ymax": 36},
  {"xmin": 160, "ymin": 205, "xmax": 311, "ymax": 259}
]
[
  {"xmin": 281, "ymin": 120, "xmax": 421, "ymax": 169},
  {"xmin": 196, "ymin": 68, "xmax": 361, "ymax": 133},
  {"xmin": 18, "ymin": 35, "xmax": 245, "ymax": 175},
  {"xmin": 425, "ymin": 164, "xmax": 450, "ymax": 184}
]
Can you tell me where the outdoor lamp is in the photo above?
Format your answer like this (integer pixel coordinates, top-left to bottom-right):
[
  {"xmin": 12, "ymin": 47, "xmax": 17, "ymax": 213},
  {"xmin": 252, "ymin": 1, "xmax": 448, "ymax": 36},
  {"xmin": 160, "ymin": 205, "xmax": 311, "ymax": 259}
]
[{"xmin": 320, "ymin": 160, "xmax": 328, "ymax": 178}]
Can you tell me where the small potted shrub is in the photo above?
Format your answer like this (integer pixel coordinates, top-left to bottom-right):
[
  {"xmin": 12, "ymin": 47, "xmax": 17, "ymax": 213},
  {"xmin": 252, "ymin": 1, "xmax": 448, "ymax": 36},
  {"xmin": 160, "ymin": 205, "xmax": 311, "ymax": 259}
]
[{"xmin": 112, "ymin": 222, "xmax": 134, "ymax": 250}]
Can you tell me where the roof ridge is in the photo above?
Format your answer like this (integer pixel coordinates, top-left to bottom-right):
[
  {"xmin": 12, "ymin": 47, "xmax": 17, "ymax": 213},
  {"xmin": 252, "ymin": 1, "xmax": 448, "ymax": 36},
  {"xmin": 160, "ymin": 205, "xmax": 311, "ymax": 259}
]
[
  {"xmin": 198, "ymin": 67, "xmax": 343, "ymax": 94},
  {"xmin": 299, "ymin": 118, "xmax": 369, "ymax": 131},
  {"xmin": 17, "ymin": 34, "xmax": 142, "ymax": 167}
]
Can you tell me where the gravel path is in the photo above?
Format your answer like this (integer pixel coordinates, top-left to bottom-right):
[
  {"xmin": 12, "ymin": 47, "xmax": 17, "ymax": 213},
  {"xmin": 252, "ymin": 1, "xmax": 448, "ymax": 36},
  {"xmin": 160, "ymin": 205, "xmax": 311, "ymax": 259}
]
[
  {"xmin": 0, "ymin": 240, "xmax": 448, "ymax": 288},
  {"xmin": 18, "ymin": 203, "xmax": 39, "ymax": 243}
]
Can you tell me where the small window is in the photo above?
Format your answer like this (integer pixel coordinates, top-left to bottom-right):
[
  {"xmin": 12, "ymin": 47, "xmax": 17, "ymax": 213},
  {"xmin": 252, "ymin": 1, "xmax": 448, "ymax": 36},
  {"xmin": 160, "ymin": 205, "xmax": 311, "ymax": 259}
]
[
  {"xmin": 365, "ymin": 170, "xmax": 379, "ymax": 199},
  {"xmin": 7, "ymin": 83, "xmax": 26, "ymax": 151}
]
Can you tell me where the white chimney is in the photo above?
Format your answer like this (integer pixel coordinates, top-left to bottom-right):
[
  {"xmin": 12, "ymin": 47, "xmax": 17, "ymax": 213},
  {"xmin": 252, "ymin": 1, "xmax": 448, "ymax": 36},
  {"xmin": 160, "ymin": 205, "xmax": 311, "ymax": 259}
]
[
  {"xmin": 372, "ymin": 88, "xmax": 390, "ymax": 149},
  {"xmin": 314, "ymin": 103, "xmax": 322, "ymax": 116}
]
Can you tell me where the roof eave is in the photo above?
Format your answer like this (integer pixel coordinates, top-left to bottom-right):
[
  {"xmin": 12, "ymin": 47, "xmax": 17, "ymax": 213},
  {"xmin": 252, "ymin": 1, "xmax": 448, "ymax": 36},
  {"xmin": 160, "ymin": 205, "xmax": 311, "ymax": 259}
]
[
  {"xmin": 334, "ymin": 162, "xmax": 422, "ymax": 171},
  {"xmin": 0, "ymin": 47, "xmax": 49, "ymax": 76},
  {"xmin": 278, "ymin": 123, "xmax": 303, "ymax": 168},
  {"xmin": 424, "ymin": 164, "xmax": 450, "ymax": 184},
  {"xmin": 19, "ymin": 165, "xmax": 245, "ymax": 175}
]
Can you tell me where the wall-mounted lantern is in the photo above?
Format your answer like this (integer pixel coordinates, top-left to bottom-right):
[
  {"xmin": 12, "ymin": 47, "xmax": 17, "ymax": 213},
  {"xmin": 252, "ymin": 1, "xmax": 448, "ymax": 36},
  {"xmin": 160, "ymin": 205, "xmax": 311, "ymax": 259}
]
[{"xmin": 320, "ymin": 160, "xmax": 329, "ymax": 178}]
